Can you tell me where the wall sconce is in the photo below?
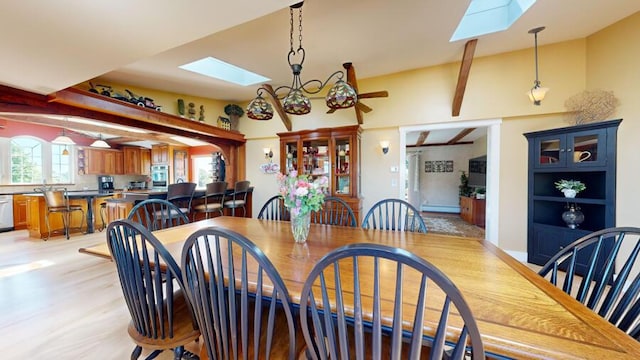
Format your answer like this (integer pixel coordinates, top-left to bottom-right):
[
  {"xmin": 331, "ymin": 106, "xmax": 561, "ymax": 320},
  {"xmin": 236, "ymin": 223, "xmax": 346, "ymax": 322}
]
[
  {"xmin": 263, "ymin": 148, "xmax": 274, "ymax": 162},
  {"xmin": 380, "ymin": 140, "xmax": 390, "ymax": 155}
]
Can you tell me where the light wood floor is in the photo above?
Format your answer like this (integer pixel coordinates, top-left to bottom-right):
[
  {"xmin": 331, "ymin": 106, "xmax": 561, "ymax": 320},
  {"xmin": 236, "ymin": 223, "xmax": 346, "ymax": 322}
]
[{"xmin": 0, "ymin": 230, "xmax": 200, "ymax": 359}]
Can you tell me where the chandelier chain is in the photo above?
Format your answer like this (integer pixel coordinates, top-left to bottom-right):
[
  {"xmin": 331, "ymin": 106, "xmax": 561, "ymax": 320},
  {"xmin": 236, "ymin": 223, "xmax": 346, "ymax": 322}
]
[
  {"xmin": 289, "ymin": 7, "xmax": 294, "ymax": 53},
  {"xmin": 298, "ymin": 7, "xmax": 303, "ymax": 50}
]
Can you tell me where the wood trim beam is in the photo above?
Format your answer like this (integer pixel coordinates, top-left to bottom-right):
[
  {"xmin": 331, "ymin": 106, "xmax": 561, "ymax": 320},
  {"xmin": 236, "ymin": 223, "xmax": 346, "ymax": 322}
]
[
  {"xmin": 447, "ymin": 128, "xmax": 476, "ymax": 145},
  {"xmin": 406, "ymin": 141, "xmax": 473, "ymax": 148},
  {"xmin": 452, "ymin": 39, "xmax": 477, "ymax": 117},
  {"xmin": 262, "ymin": 84, "xmax": 292, "ymax": 132},
  {"xmin": 344, "ymin": 62, "xmax": 363, "ymax": 125},
  {"xmin": 0, "ymin": 85, "xmax": 245, "ymax": 146},
  {"xmin": 415, "ymin": 131, "xmax": 430, "ymax": 146}
]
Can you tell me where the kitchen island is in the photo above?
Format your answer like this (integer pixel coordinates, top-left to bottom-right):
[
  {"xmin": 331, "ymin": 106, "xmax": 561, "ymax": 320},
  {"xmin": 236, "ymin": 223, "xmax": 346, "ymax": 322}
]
[{"xmin": 104, "ymin": 187, "xmax": 253, "ymax": 224}]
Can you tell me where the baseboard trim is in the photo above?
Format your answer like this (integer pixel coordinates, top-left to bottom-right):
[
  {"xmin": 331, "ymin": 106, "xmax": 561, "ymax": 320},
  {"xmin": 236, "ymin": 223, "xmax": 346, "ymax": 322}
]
[
  {"xmin": 505, "ymin": 250, "xmax": 527, "ymax": 262},
  {"xmin": 421, "ymin": 205, "xmax": 460, "ymax": 213}
]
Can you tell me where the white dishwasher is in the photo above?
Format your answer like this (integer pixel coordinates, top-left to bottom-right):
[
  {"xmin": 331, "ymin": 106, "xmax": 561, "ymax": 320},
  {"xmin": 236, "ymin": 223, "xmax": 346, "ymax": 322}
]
[{"xmin": 0, "ymin": 194, "xmax": 14, "ymax": 233}]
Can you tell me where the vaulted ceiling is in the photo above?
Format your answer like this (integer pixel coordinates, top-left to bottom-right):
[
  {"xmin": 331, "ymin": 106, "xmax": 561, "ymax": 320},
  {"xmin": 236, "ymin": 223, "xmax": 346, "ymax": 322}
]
[{"xmin": 1, "ymin": 0, "xmax": 639, "ymax": 143}]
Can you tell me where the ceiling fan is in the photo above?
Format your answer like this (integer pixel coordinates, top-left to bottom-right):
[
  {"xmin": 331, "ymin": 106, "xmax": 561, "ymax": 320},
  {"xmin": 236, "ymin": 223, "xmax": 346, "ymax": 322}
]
[{"xmin": 325, "ymin": 62, "xmax": 389, "ymax": 123}]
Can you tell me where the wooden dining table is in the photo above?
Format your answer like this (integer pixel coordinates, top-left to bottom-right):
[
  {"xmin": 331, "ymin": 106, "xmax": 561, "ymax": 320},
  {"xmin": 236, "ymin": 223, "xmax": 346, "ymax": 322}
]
[{"xmin": 79, "ymin": 216, "xmax": 640, "ymax": 359}]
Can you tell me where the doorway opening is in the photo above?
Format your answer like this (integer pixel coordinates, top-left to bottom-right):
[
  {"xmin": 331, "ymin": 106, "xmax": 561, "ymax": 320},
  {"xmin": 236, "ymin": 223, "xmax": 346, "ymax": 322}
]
[{"xmin": 399, "ymin": 119, "xmax": 501, "ymax": 245}]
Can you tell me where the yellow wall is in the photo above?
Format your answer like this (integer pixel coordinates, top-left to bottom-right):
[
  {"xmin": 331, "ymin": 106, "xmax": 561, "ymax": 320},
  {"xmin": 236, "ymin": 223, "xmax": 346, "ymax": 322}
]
[
  {"xmin": 79, "ymin": 81, "xmax": 230, "ymax": 127},
  {"xmin": 85, "ymin": 11, "xmax": 640, "ymax": 256},
  {"xmin": 586, "ymin": 11, "xmax": 640, "ymax": 228},
  {"xmin": 242, "ymin": 37, "xmax": 588, "ymax": 252}
]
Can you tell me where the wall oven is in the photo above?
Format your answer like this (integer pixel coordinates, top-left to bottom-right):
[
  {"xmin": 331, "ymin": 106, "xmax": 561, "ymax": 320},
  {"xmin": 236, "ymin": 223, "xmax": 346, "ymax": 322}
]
[{"xmin": 151, "ymin": 165, "xmax": 169, "ymax": 189}]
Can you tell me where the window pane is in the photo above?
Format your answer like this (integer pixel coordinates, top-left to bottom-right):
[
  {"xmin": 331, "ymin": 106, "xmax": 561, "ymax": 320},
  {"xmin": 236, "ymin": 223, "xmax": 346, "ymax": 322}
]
[
  {"xmin": 52, "ymin": 144, "xmax": 72, "ymax": 183},
  {"xmin": 192, "ymin": 156, "xmax": 213, "ymax": 187},
  {"xmin": 11, "ymin": 137, "xmax": 43, "ymax": 184}
]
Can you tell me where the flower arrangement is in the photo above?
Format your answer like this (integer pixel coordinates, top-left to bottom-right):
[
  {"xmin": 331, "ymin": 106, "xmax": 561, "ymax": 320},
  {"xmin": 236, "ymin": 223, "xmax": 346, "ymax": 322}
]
[
  {"xmin": 277, "ymin": 171, "xmax": 328, "ymax": 217},
  {"xmin": 554, "ymin": 179, "xmax": 586, "ymax": 192}
]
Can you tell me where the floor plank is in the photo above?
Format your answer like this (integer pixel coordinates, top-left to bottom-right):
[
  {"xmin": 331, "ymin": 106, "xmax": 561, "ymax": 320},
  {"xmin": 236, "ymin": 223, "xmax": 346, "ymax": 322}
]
[{"xmin": 0, "ymin": 230, "xmax": 200, "ymax": 359}]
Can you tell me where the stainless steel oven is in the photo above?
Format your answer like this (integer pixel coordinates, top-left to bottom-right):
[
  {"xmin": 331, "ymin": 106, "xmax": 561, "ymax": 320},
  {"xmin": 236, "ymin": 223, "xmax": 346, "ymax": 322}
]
[{"xmin": 151, "ymin": 165, "xmax": 169, "ymax": 189}]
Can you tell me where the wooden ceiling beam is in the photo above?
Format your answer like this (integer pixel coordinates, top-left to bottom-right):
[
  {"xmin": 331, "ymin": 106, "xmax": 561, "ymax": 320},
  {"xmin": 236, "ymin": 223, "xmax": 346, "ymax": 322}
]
[
  {"xmin": 262, "ymin": 84, "xmax": 292, "ymax": 131},
  {"xmin": 452, "ymin": 39, "xmax": 477, "ymax": 117},
  {"xmin": 415, "ymin": 131, "xmax": 430, "ymax": 146},
  {"xmin": 447, "ymin": 128, "xmax": 476, "ymax": 145},
  {"xmin": 0, "ymin": 85, "xmax": 245, "ymax": 146}
]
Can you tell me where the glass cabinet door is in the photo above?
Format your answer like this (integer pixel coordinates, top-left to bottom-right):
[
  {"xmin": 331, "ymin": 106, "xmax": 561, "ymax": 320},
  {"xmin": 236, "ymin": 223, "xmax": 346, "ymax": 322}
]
[
  {"xmin": 535, "ymin": 135, "xmax": 565, "ymax": 168},
  {"xmin": 283, "ymin": 141, "xmax": 298, "ymax": 173},
  {"xmin": 568, "ymin": 130, "xmax": 606, "ymax": 167},
  {"xmin": 302, "ymin": 139, "xmax": 329, "ymax": 178},
  {"xmin": 334, "ymin": 138, "xmax": 350, "ymax": 195}
]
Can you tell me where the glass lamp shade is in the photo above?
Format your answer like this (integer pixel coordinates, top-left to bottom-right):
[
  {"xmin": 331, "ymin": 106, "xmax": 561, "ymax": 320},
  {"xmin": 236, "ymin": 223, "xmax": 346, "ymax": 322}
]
[
  {"xmin": 527, "ymin": 86, "xmax": 549, "ymax": 105},
  {"xmin": 246, "ymin": 95, "xmax": 274, "ymax": 120},
  {"xmin": 61, "ymin": 147, "xmax": 70, "ymax": 156},
  {"xmin": 283, "ymin": 89, "xmax": 312, "ymax": 115},
  {"xmin": 325, "ymin": 80, "xmax": 357, "ymax": 109},
  {"xmin": 52, "ymin": 129, "xmax": 76, "ymax": 145},
  {"xmin": 90, "ymin": 138, "xmax": 110, "ymax": 148}
]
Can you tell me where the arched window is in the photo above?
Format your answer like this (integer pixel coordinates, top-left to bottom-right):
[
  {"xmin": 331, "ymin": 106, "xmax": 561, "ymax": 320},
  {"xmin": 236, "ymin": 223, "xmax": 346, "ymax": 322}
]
[
  {"xmin": 11, "ymin": 137, "xmax": 43, "ymax": 184},
  {"xmin": 10, "ymin": 136, "xmax": 73, "ymax": 184}
]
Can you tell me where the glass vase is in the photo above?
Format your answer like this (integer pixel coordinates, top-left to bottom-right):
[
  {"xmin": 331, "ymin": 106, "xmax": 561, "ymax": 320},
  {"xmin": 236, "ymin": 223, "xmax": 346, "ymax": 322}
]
[
  {"xmin": 290, "ymin": 211, "xmax": 311, "ymax": 243},
  {"xmin": 562, "ymin": 204, "xmax": 585, "ymax": 229}
]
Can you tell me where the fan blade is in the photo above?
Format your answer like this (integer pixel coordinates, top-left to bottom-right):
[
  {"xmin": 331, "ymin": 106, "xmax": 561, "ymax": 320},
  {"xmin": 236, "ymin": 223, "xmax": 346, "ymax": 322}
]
[
  {"xmin": 326, "ymin": 108, "xmax": 337, "ymax": 114},
  {"xmin": 356, "ymin": 102, "xmax": 372, "ymax": 113},
  {"xmin": 358, "ymin": 91, "xmax": 389, "ymax": 99}
]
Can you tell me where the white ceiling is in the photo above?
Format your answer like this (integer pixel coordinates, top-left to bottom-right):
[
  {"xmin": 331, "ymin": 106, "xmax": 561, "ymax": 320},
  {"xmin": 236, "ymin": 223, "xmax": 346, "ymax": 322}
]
[{"xmin": 1, "ymin": 0, "xmax": 639, "ymax": 143}]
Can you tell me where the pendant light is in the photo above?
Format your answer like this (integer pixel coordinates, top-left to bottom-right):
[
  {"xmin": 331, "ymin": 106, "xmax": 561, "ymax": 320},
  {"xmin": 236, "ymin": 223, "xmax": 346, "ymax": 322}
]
[
  {"xmin": 90, "ymin": 134, "xmax": 110, "ymax": 148},
  {"xmin": 62, "ymin": 145, "xmax": 70, "ymax": 156},
  {"xmin": 527, "ymin": 26, "xmax": 549, "ymax": 105},
  {"xmin": 52, "ymin": 128, "xmax": 75, "ymax": 145}
]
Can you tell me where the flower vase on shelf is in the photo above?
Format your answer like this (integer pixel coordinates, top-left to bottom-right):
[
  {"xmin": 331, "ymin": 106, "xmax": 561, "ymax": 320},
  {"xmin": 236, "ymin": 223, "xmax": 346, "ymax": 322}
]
[
  {"xmin": 562, "ymin": 189, "xmax": 577, "ymax": 198},
  {"xmin": 290, "ymin": 211, "xmax": 311, "ymax": 244},
  {"xmin": 562, "ymin": 204, "xmax": 585, "ymax": 229}
]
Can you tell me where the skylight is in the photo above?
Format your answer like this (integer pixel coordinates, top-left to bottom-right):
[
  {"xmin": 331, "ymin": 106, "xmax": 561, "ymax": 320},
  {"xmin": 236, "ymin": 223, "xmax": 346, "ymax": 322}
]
[
  {"xmin": 451, "ymin": 0, "xmax": 536, "ymax": 41},
  {"xmin": 179, "ymin": 57, "xmax": 270, "ymax": 86}
]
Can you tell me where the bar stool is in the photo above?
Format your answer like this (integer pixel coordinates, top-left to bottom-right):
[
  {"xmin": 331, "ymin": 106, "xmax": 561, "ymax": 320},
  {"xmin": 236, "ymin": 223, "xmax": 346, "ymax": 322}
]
[
  {"xmin": 98, "ymin": 202, "xmax": 107, "ymax": 231},
  {"xmin": 223, "ymin": 180, "xmax": 251, "ymax": 217}
]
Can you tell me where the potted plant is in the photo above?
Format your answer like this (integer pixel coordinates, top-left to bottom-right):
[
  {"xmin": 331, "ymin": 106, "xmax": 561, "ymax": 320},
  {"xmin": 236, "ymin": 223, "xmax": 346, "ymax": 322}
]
[
  {"xmin": 459, "ymin": 171, "xmax": 473, "ymax": 197},
  {"xmin": 475, "ymin": 187, "xmax": 486, "ymax": 199},
  {"xmin": 554, "ymin": 179, "xmax": 586, "ymax": 198},
  {"xmin": 224, "ymin": 104, "xmax": 244, "ymax": 131}
]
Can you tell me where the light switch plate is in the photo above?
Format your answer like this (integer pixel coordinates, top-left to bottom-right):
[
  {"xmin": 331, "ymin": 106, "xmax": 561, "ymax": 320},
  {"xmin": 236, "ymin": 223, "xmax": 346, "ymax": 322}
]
[{"xmin": 390, "ymin": 166, "xmax": 399, "ymax": 173}]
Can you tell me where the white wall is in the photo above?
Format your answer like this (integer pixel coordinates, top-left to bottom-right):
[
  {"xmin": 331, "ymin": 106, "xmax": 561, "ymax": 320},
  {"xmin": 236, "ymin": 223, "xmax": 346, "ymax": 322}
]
[{"xmin": 408, "ymin": 144, "xmax": 474, "ymax": 211}]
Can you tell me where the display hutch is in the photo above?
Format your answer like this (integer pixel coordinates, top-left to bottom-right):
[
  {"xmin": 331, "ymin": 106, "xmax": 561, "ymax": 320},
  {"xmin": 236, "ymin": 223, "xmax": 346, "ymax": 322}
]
[
  {"xmin": 278, "ymin": 125, "xmax": 363, "ymax": 223},
  {"xmin": 524, "ymin": 119, "xmax": 621, "ymax": 273}
]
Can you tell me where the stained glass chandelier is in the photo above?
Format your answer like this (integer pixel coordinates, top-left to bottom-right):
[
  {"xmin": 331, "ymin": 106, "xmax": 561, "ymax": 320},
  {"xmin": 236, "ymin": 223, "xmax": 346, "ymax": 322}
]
[{"xmin": 246, "ymin": 2, "xmax": 357, "ymax": 120}]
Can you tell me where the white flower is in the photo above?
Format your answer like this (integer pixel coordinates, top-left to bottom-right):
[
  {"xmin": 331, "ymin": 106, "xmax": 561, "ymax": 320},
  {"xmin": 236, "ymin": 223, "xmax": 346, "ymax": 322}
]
[{"xmin": 295, "ymin": 187, "xmax": 309, "ymax": 196}]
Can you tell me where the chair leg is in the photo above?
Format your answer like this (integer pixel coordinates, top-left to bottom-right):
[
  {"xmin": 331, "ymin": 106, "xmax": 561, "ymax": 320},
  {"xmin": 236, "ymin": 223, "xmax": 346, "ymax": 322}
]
[
  {"xmin": 131, "ymin": 345, "xmax": 142, "ymax": 360},
  {"xmin": 44, "ymin": 212, "xmax": 51, "ymax": 241}
]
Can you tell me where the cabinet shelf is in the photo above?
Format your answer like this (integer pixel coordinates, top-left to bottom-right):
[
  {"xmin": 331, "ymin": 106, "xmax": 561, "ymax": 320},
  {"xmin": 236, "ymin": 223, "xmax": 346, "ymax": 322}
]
[{"xmin": 532, "ymin": 196, "xmax": 607, "ymax": 205}]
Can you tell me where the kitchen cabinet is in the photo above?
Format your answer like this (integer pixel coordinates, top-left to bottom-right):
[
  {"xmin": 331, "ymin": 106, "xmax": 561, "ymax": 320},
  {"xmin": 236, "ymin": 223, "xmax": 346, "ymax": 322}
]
[
  {"xmin": 141, "ymin": 148, "xmax": 151, "ymax": 175},
  {"xmin": 524, "ymin": 119, "xmax": 621, "ymax": 270},
  {"xmin": 152, "ymin": 145, "xmax": 169, "ymax": 165},
  {"xmin": 82, "ymin": 148, "xmax": 124, "ymax": 175},
  {"xmin": 105, "ymin": 200, "xmax": 132, "ymax": 224},
  {"xmin": 459, "ymin": 196, "xmax": 485, "ymax": 227},
  {"xmin": 123, "ymin": 146, "xmax": 142, "ymax": 174},
  {"xmin": 13, "ymin": 194, "xmax": 28, "ymax": 230},
  {"xmin": 278, "ymin": 125, "xmax": 362, "ymax": 222}
]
